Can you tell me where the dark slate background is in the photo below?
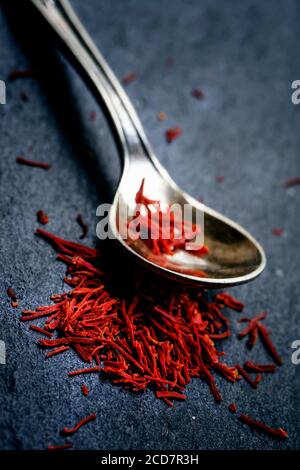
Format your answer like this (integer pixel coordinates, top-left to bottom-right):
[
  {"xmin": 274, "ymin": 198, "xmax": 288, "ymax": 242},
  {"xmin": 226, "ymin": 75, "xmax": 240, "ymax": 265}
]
[{"xmin": 0, "ymin": 0, "xmax": 300, "ymax": 450}]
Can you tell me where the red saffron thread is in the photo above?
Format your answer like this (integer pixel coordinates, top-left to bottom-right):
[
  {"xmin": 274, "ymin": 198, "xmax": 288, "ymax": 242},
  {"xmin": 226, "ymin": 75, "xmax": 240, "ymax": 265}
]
[
  {"xmin": 37, "ymin": 210, "xmax": 49, "ymax": 225},
  {"xmin": 45, "ymin": 346, "xmax": 70, "ymax": 359},
  {"xmin": 254, "ymin": 373, "xmax": 263, "ymax": 385},
  {"xmin": 155, "ymin": 391, "xmax": 187, "ymax": 400},
  {"xmin": 215, "ymin": 293, "xmax": 244, "ymax": 312},
  {"xmin": 61, "ymin": 413, "xmax": 97, "ymax": 436},
  {"xmin": 238, "ymin": 311, "xmax": 267, "ymax": 348},
  {"xmin": 228, "ymin": 403, "xmax": 237, "ymax": 413},
  {"xmin": 68, "ymin": 366, "xmax": 101, "ymax": 377},
  {"xmin": 236, "ymin": 365, "xmax": 257, "ymax": 389},
  {"xmin": 7, "ymin": 287, "xmax": 18, "ymax": 308},
  {"xmin": 272, "ymin": 228, "xmax": 284, "ymax": 237},
  {"xmin": 157, "ymin": 111, "xmax": 167, "ymax": 121},
  {"xmin": 283, "ymin": 176, "xmax": 300, "ymax": 188},
  {"xmin": 215, "ymin": 175, "xmax": 225, "ymax": 183},
  {"xmin": 257, "ymin": 322, "xmax": 283, "ymax": 366},
  {"xmin": 81, "ymin": 384, "xmax": 89, "ymax": 397},
  {"xmin": 191, "ymin": 89, "xmax": 205, "ymax": 100},
  {"xmin": 16, "ymin": 156, "xmax": 51, "ymax": 170},
  {"xmin": 244, "ymin": 361, "xmax": 276, "ymax": 373},
  {"xmin": 239, "ymin": 414, "xmax": 288, "ymax": 440},
  {"xmin": 29, "ymin": 324, "xmax": 52, "ymax": 338},
  {"xmin": 165, "ymin": 127, "xmax": 182, "ymax": 143},
  {"xmin": 121, "ymin": 72, "xmax": 138, "ymax": 86},
  {"xmin": 47, "ymin": 443, "xmax": 73, "ymax": 451},
  {"xmin": 8, "ymin": 69, "xmax": 36, "ymax": 80}
]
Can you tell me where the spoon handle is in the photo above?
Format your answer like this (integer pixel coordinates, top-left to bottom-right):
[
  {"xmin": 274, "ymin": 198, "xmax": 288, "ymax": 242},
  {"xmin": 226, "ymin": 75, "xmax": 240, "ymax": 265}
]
[{"xmin": 29, "ymin": 0, "xmax": 154, "ymax": 164}]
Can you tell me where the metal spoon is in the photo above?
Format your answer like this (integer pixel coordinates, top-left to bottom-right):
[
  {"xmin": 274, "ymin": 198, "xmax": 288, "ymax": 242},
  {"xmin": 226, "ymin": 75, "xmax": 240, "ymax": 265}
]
[{"xmin": 28, "ymin": 0, "xmax": 266, "ymax": 287}]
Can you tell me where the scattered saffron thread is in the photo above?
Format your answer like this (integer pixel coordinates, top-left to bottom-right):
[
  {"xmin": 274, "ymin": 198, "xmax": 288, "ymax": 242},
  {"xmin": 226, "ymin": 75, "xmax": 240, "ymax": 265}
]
[
  {"xmin": 37, "ymin": 210, "xmax": 49, "ymax": 225},
  {"xmin": 215, "ymin": 176, "xmax": 225, "ymax": 183},
  {"xmin": 47, "ymin": 443, "xmax": 73, "ymax": 451},
  {"xmin": 236, "ymin": 365, "xmax": 257, "ymax": 389},
  {"xmin": 61, "ymin": 413, "xmax": 97, "ymax": 436},
  {"xmin": 7, "ymin": 287, "xmax": 18, "ymax": 308},
  {"xmin": 16, "ymin": 156, "xmax": 51, "ymax": 170},
  {"xmin": 165, "ymin": 127, "xmax": 182, "ymax": 143},
  {"xmin": 45, "ymin": 346, "xmax": 70, "ymax": 359},
  {"xmin": 238, "ymin": 311, "xmax": 282, "ymax": 360},
  {"xmin": 81, "ymin": 384, "xmax": 89, "ymax": 397},
  {"xmin": 29, "ymin": 324, "xmax": 52, "ymax": 338},
  {"xmin": 8, "ymin": 69, "xmax": 36, "ymax": 81},
  {"xmin": 121, "ymin": 72, "xmax": 138, "ymax": 86},
  {"xmin": 156, "ymin": 391, "xmax": 187, "ymax": 400},
  {"xmin": 191, "ymin": 89, "xmax": 205, "ymax": 100},
  {"xmin": 239, "ymin": 414, "xmax": 288, "ymax": 440},
  {"xmin": 257, "ymin": 322, "xmax": 283, "ymax": 366},
  {"xmin": 283, "ymin": 176, "xmax": 300, "ymax": 188},
  {"xmin": 68, "ymin": 367, "xmax": 101, "ymax": 377},
  {"xmin": 244, "ymin": 361, "xmax": 276, "ymax": 374},
  {"xmin": 228, "ymin": 403, "xmax": 237, "ymax": 413},
  {"xmin": 215, "ymin": 293, "xmax": 244, "ymax": 312},
  {"xmin": 272, "ymin": 228, "xmax": 284, "ymax": 237},
  {"xmin": 157, "ymin": 111, "xmax": 167, "ymax": 121},
  {"xmin": 254, "ymin": 373, "xmax": 263, "ymax": 385}
]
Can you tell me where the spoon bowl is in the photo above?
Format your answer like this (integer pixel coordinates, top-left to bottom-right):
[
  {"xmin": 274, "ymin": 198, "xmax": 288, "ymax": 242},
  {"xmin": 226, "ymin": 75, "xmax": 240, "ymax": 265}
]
[{"xmin": 110, "ymin": 157, "xmax": 265, "ymax": 287}]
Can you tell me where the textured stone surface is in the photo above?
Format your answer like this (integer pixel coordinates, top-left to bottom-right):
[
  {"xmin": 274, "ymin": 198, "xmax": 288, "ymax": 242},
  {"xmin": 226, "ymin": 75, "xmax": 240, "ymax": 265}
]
[{"xmin": 0, "ymin": 0, "xmax": 300, "ymax": 450}]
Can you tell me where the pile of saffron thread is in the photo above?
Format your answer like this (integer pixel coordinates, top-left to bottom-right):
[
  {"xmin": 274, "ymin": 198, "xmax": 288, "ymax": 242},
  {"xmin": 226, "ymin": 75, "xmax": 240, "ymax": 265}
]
[
  {"xmin": 20, "ymin": 227, "xmax": 287, "ymax": 444},
  {"xmin": 129, "ymin": 179, "xmax": 209, "ymax": 257},
  {"xmin": 24, "ymin": 228, "xmax": 237, "ymax": 406}
]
